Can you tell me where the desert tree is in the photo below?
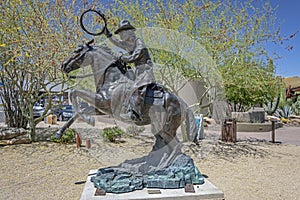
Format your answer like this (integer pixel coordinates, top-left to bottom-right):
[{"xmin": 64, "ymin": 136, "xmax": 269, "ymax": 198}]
[
  {"xmin": 0, "ymin": 0, "xmax": 97, "ymax": 140},
  {"xmin": 104, "ymin": 0, "xmax": 289, "ymax": 114}
]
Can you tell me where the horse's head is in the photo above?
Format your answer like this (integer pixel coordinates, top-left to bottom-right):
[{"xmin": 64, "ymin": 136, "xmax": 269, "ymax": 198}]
[{"xmin": 61, "ymin": 39, "xmax": 95, "ymax": 73}]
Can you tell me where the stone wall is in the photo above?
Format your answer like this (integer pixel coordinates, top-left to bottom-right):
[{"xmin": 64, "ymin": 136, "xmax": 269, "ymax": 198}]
[{"xmin": 232, "ymin": 107, "xmax": 266, "ymax": 123}]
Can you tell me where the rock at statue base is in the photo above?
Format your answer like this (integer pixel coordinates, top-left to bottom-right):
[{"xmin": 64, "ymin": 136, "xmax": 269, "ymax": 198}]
[{"xmin": 91, "ymin": 153, "xmax": 204, "ymax": 194}]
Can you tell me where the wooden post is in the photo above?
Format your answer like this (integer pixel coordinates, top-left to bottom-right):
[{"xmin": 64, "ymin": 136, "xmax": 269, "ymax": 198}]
[
  {"xmin": 221, "ymin": 119, "xmax": 237, "ymax": 143},
  {"xmin": 221, "ymin": 119, "xmax": 227, "ymax": 142},
  {"xmin": 271, "ymin": 120, "xmax": 276, "ymax": 143},
  {"xmin": 86, "ymin": 139, "xmax": 91, "ymax": 149},
  {"xmin": 232, "ymin": 119, "xmax": 237, "ymax": 143},
  {"xmin": 76, "ymin": 132, "xmax": 82, "ymax": 148}
]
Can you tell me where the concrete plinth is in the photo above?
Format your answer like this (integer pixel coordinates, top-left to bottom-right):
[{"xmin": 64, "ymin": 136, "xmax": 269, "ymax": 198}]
[
  {"xmin": 80, "ymin": 170, "xmax": 224, "ymax": 200},
  {"xmin": 237, "ymin": 122, "xmax": 282, "ymax": 132}
]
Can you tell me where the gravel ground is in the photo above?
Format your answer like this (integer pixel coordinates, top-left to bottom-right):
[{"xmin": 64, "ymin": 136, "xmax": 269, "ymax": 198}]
[{"xmin": 0, "ymin": 118, "xmax": 300, "ymax": 200}]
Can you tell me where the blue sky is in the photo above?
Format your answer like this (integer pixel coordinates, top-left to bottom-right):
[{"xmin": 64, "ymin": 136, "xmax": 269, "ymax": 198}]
[{"xmin": 269, "ymin": 0, "xmax": 300, "ymax": 77}]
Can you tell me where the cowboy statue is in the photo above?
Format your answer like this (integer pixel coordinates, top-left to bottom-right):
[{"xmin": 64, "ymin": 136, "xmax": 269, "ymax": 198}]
[
  {"xmin": 55, "ymin": 13, "xmax": 206, "ymax": 194},
  {"xmin": 104, "ymin": 20, "xmax": 156, "ymax": 121}
]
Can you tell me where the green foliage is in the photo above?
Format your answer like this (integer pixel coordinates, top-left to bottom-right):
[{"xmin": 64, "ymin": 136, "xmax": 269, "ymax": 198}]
[
  {"xmin": 274, "ymin": 106, "xmax": 293, "ymax": 119},
  {"xmin": 0, "ymin": 0, "xmax": 90, "ymax": 138},
  {"xmin": 291, "ymin": 99, "xmax": 300, "ymax": 116},
  {"xmin": 50, "ymin": 128, "xmax": 76, "ymax": 144},
  {"xmin": 0, "ymin": 0, "xmax": 109, "ymax": 139},
  {"xmin": 101, "ymin": 126, "xmax": 124, "ymax": 142},
  {"xmin": 263, "ymin": 98, "xmax": 280, "ymax": 115},
  {"xmin": 221, "ymin": 60, "xmax": 283, "ymax": 111}
]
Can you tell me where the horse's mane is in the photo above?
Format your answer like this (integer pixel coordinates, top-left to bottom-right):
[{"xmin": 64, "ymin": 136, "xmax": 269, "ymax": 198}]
[
  {"xmin": 87, "ymin": 43, "xmax": 118, "ymax": 76},
  {"xmin": 86, "ymin": 43, "xmax": 129, "ymax": 88},
  {"xmin": 94, "ymin": 43, "xmax": 116, "ymax": 59}
]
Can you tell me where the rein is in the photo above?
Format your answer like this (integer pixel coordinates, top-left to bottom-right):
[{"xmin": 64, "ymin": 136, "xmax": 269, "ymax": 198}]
[
  {"xmin": 68, "ymin": 68, "xmax": 103, "ymax": 79},
  {"xmin": 99, "ymin": 60, "xmax": 130, "ymax": 86},
  {"xmin": 68, "ymin": 60, "xmax": 128, "ymax": 81}
]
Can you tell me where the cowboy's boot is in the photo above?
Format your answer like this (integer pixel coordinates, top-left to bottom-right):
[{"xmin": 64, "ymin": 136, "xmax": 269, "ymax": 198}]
[{"xmin": 120, "ymin": 91, "xmax": 142, "ymax": 121}]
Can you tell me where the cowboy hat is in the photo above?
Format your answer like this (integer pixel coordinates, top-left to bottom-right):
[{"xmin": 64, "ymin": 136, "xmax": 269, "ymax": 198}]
[{"xmin": 114, "ymin": 20, "xmax": 136, "ymax": 34}]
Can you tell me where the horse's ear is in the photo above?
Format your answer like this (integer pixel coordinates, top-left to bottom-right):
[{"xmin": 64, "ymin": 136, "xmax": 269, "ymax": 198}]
[{"xmin": 87, "ymin": 39, "xmax": 95, "ymax": 46}]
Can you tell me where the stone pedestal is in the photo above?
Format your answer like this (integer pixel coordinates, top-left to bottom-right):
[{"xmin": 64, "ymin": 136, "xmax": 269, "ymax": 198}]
[{"xmin": 80, "ymin": 170, "xmax": 224, "ymax": 200}]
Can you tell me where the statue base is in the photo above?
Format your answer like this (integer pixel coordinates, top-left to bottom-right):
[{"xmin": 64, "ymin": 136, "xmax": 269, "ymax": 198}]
[
  {"xmin": 90, "ymin": 141, "xmax": 205, "ymax": 193},
  {"xmin": 80, "ymin": 170, "xmax": 224, "ymax": 200}
]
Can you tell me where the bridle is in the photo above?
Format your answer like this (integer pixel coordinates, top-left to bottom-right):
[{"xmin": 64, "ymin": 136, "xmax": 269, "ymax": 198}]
[{"xmin": 64, "ymin": 47, "xmax": 129, "ymax": 88}]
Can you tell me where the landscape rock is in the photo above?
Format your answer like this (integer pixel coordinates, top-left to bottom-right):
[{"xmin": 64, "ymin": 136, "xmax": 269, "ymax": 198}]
[{"xmin": 0, "ymin": 127, "xmax": 28, "ymax": 140}]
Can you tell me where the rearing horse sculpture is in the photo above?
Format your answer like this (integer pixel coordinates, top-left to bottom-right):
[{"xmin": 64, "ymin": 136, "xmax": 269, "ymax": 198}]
[{"xmin": 55, "ymin": 39, "xmax": 197, "ymax": 153}]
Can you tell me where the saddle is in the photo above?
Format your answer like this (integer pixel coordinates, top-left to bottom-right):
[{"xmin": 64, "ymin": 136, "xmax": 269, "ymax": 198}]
[{"xmin": 123, "ymin": 83, "xmax": 165, "ymax": 122}]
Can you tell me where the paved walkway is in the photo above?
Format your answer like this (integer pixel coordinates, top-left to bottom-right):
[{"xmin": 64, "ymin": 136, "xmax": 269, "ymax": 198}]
[
  {"xmin": 35, "ymin": 115, "xmax": 300, "ymax": 146},
  {"xmin": 237, "ymin": 126, "xmax": 300, "ymax": 146}
]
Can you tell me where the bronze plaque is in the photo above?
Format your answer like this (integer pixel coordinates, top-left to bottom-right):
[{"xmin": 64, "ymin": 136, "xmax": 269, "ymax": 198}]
[
  {"xmin": 95, "ymin": 188, "xmax": 106, "ymax": 196},
  {"xmin": 184, "ymin": 184, "xmax": 195, "ymax": 193},
  {"xmin": 147, "ymin": 189, "xmax": 162, "ymax": 194}
]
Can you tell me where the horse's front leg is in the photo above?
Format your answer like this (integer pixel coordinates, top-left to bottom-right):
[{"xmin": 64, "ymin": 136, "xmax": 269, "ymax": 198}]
[
  {"xmin": 70, "ymin": 89, "xmax": 112, "ymax": 125},
  {"xmin": 55, "ymin": 89, "xmax": 109, "ymax": 139},
  {"xmin": 54, "ymin": 106, "xmax": 96, "ymax": 139},
  {"xmin": 54, "ymin": 112, "xmax": 79, "ymax": 139},
  {"xmin": 70, "ymin": 89, "xmax": 96, "ymax": 126}
]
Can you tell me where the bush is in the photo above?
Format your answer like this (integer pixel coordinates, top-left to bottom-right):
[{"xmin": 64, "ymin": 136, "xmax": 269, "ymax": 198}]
[
  {"xmin": 101, "ymin": 126, "xmax": 124, "ymax": 142},
  {"xmin": 291, "ymin": 100, "xmax": 300, "ymax": 116},
  {"xmin": 274, "ymin": 105, "xmax": 293, "ymax": 119},
  {"xmin": 281, "ymin": 118, "xmax": 291, "ymax": 124},
  {"xmin": 50, "ymin": 128, "xmax": 76, "ymax": 144}
]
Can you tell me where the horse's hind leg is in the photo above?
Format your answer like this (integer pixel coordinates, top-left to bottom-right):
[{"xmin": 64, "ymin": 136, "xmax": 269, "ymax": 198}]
[
  {"xmin": 55, "ymin": 113, "xmax": 79, "ymax": 138},
  {"xmin": 150, "ymin": 93, "xmax": 181, "ymax": 152},
  {"xmin": 162, "ymin": 99, "xmax": 181, "ymax": 150}
]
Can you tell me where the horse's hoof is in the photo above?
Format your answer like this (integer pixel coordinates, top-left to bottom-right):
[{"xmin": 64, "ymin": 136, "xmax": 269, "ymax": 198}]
[{"xmin": 54, "ymin": 131, "xmax": 62, "ymax": 139}]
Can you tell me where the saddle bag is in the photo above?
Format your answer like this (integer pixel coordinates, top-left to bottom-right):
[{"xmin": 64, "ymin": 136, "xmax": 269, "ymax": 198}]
[{"xmin": 144, "ymin": 83, "xmax": 165, "ymax": 105}]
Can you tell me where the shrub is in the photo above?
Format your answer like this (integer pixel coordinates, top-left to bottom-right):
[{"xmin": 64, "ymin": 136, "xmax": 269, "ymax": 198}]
[
  {"xmin": 274, "ymin": 105, "xmax": 293, "ymax": 119},
  {"xmin": 281, "ymin": 118, "xmax": 291, "ymax": 124},
  {"xmin": 50, "ymin": 128, "xmax": 76, "ymax": 144},
  {"xmin": 101, "ymin": 126, "xmax": 124, "ymax": 142},
  {"xmin": 291, "ymin": 100, "xmax": 300, "ymax": 116}
]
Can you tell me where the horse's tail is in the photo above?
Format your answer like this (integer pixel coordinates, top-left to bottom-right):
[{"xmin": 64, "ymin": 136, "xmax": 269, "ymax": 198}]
[
  {"xmin": 185, "ymin": 107, "xmax": 198, "ymax": 142},
  {"xmin": 180, "ymin": 100, "xmax": 198, "ymax": 142}
]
